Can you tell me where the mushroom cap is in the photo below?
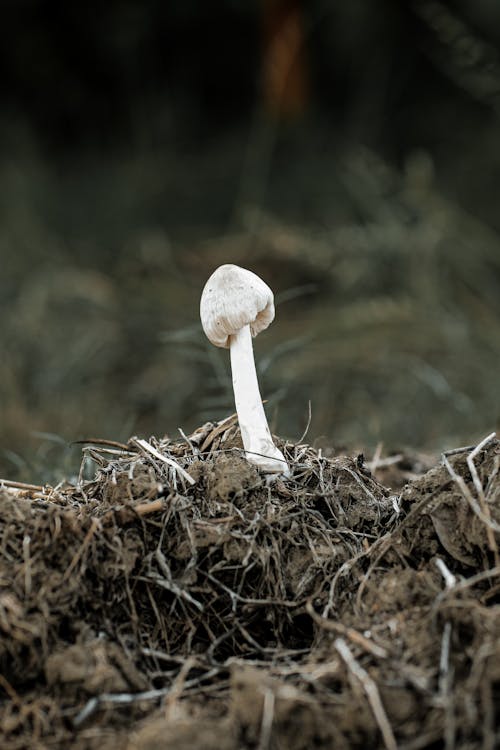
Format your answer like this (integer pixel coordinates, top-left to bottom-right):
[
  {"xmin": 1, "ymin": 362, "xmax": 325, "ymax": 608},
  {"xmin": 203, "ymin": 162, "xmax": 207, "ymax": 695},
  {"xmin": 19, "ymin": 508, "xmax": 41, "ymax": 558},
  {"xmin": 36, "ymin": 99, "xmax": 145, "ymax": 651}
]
[{"xmin": 200, "ymin": 264, "xmax": 275, "ymax": 348}]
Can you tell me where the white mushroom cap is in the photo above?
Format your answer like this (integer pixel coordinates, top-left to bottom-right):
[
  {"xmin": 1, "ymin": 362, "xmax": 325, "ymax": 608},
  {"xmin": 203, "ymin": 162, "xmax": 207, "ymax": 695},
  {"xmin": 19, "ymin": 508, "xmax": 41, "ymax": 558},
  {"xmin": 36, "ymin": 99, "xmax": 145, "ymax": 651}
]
[{"xmin": 200, "ymin": 264, "xmax": 275, "ymax": 349}]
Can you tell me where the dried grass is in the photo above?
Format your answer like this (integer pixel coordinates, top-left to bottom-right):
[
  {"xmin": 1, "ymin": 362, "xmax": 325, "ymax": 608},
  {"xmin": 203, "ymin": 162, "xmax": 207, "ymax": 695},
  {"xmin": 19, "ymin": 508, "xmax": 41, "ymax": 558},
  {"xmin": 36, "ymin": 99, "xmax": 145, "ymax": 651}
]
[{"xmin": 0, "ymin": 420, "xmax": 499, "ymax": 748}]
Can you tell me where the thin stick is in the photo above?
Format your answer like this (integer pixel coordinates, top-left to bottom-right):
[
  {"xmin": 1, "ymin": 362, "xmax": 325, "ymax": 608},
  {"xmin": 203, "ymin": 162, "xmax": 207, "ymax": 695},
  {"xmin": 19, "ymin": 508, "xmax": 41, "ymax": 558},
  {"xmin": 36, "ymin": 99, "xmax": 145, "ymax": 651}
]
[
  {"xmin": 443, "ymin": 456, "xmax": 500, "ymax": 533},
  {"xmin": 62, "ymin": 518, "xmax": 101, "ymax": 582},
  {"xmin": 306, "ymin": 600, "xmax": 388, "ymax": 659},
  {"xmin": 164, "ymin": 656, "xmax": 197, "ymax": 720},
  {"xmin": 200, "ymin": 413, "xmax": 238, "ymax": 452},
  {"xmin": 0, "ymin": 673, "xmax": 22, "ymax": 703},
  {"xmin": 367, "ymin": 454, "xmax": 404, "ymax": 472},
  {"xmin": 466, "ymin": 432, "xmax": 496, "ymax": 496},
  {"xmin": 133, "ymin": 438, "xmax": 195, "ymax": 485},
  {"xmin": 335, "ymin": 638, "xmax": 397, "ymax": 750},
  {"xmin": 0, "ymin": 479, "xmax": 45, "ymax": 492},
  {"xmin": 73, "ymin": 669, "xmax": 221, "ymax": 727},
  {"xmin": 83, "ymin": 446, "xmax": 133, "ymax": 457},
  {"xmin": 442, "ymin": 444, "xmax": 476, "ymax": 458},
  {"xmin": 73, "ymin": 687, "xmax": 171, "ymax": 727},
  {"xmin": 466, "ymin": 432, "xmax": 499, "ymax": 566},
  {"xmin": 23, "ymin": 535, "xmax": 32, "ymax": 595},
  {"xmin": 134, "ymin": 498, "xmax": 166, "ymax": 516},
  {"xmin": 178, "ymin": 427, "xmax": 198, "ymax": 456},
  {"xmin": 438, "ymin": 622, "xmax": 452, "ymax": 697},
  {"xmin": 368, "ymin": 442, "xmax": 384, "ymax": 473},
  {"xmin": 434, "ymin": 558, "xmax": 457, "ymax": 589},
  {"xmin": 73, "ymin": 438, "xmax": 131, "ymax": 450},
  {"xmin": 296, "ymin": 400, "xmax": 312, "ymax": 444},
  {"xmin": 258, "ymin": 688, "xmax": 275, "ymax": 750},
  {"xmin": 439, "ymin": 621, "xmax": 456, "ymax": 750},
  {"xmin": 445, "ymin": 565, "xmax": 500, "ymax": 594},
  {"xmin": 341, "ymin": 466, "xmax": 377, "ymax": 503}
]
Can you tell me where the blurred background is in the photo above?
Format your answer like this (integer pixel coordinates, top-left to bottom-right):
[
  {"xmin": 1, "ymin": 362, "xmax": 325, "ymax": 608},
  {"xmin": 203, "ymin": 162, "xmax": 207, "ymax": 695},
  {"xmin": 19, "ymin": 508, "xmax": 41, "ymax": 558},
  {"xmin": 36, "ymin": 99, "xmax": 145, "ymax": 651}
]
[{"xmin": 1, "ymin": 0, "xmax": 500, "ymax": 481}]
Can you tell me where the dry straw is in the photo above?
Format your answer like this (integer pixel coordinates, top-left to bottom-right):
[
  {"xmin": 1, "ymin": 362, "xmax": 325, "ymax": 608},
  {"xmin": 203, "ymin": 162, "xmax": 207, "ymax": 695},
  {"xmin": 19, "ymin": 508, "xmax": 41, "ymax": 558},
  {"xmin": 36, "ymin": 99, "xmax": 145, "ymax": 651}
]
[{"xmin": 0, "ymin": 422, "xmax": 499, "ymax": 749}]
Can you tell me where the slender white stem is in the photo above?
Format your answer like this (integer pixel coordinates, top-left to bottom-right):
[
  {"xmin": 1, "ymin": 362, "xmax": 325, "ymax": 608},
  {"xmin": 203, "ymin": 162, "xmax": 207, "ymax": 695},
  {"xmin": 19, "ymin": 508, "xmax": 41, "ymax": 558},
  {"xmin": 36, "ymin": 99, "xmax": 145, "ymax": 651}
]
[{"xmin": 229, "ymin": 324, "xmax": 289, "ymax": 475}]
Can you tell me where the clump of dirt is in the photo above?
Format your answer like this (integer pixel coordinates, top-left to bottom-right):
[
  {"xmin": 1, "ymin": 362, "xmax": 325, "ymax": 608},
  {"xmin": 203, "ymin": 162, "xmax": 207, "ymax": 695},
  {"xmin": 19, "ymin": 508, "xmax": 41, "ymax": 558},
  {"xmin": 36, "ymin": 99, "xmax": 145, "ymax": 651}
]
[{"xmin": 0, "ymin": 420, "xmax": 499, "ymax": 749}]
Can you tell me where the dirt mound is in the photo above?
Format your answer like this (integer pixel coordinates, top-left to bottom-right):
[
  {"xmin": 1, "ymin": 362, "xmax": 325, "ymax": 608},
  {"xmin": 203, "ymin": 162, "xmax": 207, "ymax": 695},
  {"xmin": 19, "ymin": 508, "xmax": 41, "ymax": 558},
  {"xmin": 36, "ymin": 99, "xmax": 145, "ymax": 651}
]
[{"xmin": 0, "ymin": 421, "xmax": 499, "ymax": 749}]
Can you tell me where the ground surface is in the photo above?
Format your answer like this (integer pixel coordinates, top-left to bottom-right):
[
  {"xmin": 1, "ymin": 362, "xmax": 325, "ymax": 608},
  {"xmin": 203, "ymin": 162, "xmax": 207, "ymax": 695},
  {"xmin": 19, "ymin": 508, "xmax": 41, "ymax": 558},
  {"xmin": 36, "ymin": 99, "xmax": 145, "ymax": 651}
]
[{"xmin": 0, "ymin": 421, "xmax": 499, "ymax": 749}]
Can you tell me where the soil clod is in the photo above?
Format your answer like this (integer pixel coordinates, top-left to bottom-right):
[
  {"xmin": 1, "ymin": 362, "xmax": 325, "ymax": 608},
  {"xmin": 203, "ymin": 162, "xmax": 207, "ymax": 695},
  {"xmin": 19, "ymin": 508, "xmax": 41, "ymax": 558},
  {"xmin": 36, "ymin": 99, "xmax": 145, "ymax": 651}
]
[{"xmin": 1, "ymin": 424, "xmax": 499, "ymax": 748}]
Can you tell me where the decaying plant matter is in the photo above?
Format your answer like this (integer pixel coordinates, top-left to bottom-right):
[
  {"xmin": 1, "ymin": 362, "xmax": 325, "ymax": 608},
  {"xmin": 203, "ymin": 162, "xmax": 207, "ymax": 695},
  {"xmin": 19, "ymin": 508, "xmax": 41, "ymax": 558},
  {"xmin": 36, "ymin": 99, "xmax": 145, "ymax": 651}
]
[{"xmin": 0, "ymin": 421, "xmax": 499, "ymax": 749}]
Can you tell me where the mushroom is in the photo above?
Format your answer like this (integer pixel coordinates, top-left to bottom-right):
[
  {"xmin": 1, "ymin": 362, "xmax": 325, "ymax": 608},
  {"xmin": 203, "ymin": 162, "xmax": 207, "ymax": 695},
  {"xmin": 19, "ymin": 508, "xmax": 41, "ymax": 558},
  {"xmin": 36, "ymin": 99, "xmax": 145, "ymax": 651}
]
[{"xmin": 200, "ymin": 264, "xmax": 290, "ymax": 476}]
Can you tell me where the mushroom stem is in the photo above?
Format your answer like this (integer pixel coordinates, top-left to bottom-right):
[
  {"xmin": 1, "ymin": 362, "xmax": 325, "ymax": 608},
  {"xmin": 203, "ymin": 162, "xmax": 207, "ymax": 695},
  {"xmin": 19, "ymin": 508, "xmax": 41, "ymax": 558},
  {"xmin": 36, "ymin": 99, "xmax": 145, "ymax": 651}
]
[{"xmin": 229, "ymin": 324, "xmax": 289, "ymax": 475}]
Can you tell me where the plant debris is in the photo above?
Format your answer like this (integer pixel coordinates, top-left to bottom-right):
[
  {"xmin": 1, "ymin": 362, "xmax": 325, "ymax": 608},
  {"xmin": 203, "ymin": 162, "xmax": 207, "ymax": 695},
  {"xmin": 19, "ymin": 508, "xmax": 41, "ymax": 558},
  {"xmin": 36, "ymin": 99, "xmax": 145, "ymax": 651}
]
[{"xmin": 0, "ymin": 420, "xmax": 499, "ymax": 749}]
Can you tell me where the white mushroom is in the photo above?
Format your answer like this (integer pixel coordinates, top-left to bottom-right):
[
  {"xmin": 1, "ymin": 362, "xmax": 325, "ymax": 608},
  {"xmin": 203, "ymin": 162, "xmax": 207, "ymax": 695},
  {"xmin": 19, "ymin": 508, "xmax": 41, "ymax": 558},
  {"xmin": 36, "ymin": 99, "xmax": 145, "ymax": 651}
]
[{"xmin": 200, "ymin": 264, "xmax": 290, "ymax": 476}]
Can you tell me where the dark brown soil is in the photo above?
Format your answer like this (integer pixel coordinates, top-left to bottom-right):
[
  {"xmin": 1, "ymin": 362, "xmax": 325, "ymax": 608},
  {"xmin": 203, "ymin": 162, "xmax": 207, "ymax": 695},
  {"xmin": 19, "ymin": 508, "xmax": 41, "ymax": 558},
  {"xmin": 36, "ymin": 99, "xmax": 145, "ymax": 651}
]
[{"xmin": 1, "ymin": 421, "xmax": 499, "ymax": 749}]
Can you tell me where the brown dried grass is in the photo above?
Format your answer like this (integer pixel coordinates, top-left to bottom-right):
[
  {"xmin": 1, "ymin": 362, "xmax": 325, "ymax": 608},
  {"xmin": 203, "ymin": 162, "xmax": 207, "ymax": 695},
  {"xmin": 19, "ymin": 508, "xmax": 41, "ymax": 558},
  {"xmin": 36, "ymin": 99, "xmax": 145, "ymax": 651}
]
[{"xmin": 0, "ymin": 421, "xmax": 499, "ymax": 749}]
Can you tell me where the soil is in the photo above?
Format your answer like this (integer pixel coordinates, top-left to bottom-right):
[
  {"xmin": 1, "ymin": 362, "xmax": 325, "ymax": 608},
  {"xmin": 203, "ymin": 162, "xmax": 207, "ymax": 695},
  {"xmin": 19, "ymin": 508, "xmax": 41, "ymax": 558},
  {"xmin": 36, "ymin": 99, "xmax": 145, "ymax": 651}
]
[{"xmin": 0, "ymin": 420, "xmax": 499, "ymax": 749}]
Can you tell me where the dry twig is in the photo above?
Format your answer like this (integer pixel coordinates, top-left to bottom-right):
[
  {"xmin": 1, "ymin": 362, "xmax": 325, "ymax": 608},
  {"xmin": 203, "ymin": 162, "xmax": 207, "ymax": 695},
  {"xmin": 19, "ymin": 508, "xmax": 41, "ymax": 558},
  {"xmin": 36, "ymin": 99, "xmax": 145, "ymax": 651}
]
[{"xmin": 335, "ymin": 638, "xmax": 397, "ymax": 750}]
